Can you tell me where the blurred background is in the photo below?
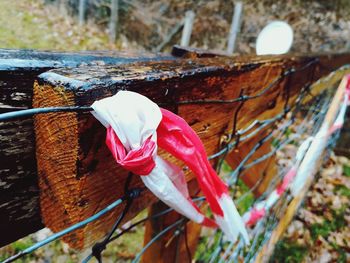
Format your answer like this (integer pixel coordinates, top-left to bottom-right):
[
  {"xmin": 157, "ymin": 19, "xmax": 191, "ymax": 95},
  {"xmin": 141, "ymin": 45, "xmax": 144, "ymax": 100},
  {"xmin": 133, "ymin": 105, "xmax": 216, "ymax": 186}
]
[{"xmin": 1, "ymin": 0, "xmax": 350, "ymax": 54}]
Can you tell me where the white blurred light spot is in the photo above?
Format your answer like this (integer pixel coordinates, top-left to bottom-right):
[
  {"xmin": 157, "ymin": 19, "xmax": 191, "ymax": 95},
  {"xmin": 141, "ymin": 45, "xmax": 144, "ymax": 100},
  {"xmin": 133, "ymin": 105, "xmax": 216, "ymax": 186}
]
[{"xmin": 256, "ymin": 21, "xmax": 294, "ymax": 55}]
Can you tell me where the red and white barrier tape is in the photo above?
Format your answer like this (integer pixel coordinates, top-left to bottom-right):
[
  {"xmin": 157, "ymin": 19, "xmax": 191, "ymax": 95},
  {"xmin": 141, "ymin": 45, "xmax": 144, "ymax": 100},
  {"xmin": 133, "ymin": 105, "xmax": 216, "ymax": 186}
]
[
  {"xmin": 89, "ymin": 75, "xmax": 349, "ymax": 239},
  {"xmin": 91, "ymin": 91, "xmax": 249, "ymax": 244},
  {"xmin": 243, "ymin": 138, "xmax": 311, "ymax": 226},
  {"xmin": 243, "ymin": 75, "xmax": 350, "ymax": 227}
]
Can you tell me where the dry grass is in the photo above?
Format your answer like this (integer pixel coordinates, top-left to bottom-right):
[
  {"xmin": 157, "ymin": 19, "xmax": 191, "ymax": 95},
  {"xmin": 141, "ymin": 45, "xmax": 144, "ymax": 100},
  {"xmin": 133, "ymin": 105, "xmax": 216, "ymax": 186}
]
[{"xmin": 0, "ymin": 0, "xmax": 122, "ymax": 51}]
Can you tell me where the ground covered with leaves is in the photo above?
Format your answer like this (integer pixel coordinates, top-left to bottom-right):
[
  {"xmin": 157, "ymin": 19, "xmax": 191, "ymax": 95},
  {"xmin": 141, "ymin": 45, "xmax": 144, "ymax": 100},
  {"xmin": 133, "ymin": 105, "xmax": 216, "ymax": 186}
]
[{"xmin": 272, "ymin": 153, "xmax": 350, "ymax": 262}]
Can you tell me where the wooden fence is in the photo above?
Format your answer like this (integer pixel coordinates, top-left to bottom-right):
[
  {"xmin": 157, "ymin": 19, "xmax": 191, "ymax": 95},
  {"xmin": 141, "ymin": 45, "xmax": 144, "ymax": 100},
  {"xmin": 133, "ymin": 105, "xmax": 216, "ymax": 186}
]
[{"xmin": 1, "ymin": 46, "xmax": 350, "ymax": 262}]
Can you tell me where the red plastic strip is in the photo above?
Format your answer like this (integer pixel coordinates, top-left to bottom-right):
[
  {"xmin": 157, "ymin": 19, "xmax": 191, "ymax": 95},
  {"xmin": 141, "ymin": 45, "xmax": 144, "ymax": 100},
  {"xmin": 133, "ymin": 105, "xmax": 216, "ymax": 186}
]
[
  {"xmin": 157, "ymin": 108, "xmax": 228, "ymax": 216},
  {"xmin": 106, "ymin": 126, "xmax": 156, "ymax": 175}
]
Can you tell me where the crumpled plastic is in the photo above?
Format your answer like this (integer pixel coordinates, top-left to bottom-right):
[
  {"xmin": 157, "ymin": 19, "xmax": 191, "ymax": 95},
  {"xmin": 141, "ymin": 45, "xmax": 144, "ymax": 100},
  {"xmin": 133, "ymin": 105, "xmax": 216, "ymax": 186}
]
[
  {"xmin": 158, "ymin": 108, "xmax": 249, "ymax": 243},
  {"xmin": 91, "ymin": 90, "xmax": 249, "ymax": 243}
]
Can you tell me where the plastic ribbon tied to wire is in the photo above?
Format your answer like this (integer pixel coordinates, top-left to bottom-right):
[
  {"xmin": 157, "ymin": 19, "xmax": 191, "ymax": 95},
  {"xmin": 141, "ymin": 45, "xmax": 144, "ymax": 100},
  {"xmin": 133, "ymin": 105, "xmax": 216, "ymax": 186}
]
[
  {"xmin": 2, "ymin": 90, "xmax": 251, "ymax": 262},
  {"xmin": 290, "ymin": 75, "xmax": 350, "ymax": 194},
  {"xmin": 91, "ymin": 91, "xmax": 249, "ymax": 244},
  {"xmin": 243, "ymin": 75, "xmax": 350, "ymax": 227}
]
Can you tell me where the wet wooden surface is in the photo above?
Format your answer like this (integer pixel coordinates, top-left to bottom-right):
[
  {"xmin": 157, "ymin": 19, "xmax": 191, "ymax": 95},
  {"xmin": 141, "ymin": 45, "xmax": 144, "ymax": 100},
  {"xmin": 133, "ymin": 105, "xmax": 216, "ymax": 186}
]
[
  {"xmin": 32, "ymin": 53, "xmax": 350, "ymax": 250},
  {"xmin": 0, "ymin": 49, "xmax": 173, "ymax": 247}
]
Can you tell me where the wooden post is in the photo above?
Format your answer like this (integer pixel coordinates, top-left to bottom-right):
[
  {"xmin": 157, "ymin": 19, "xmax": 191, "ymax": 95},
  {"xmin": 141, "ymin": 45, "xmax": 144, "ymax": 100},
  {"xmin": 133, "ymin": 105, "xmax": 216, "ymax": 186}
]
[
  {"xmin": 334, "ymin": 115, "xmax": 350, "ymax": 157},
  {"xmin": 78, "ymin": 0, "xmax": 87, "ymax": 26},
  {"xmin": 109, "ymin": 0, "xmax": 119, "ymax": 43},
  {"xmin": 227, "ymin": 2, "xmax": 243, "ymax": 54},
  {"xmin": 180, "ymin": 11, "xmax": 195, "ymax": 47}
]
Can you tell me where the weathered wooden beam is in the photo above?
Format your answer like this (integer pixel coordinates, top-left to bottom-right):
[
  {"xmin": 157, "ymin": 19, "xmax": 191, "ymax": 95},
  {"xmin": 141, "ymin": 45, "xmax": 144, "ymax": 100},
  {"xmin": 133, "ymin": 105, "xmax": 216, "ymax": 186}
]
[
  {"xmin": 32, "ymin": 53, "xmax": 350, "ymax": 251},
  {"xmin": 0, "ymin": 49, "xmax": 173, "ymax": 247}
]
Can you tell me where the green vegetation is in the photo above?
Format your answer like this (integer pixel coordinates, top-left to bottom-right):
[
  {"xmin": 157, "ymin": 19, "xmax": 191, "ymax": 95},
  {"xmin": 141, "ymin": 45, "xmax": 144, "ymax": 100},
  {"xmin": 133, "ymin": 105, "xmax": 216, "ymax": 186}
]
[
  {"xmin": 0, "ymin": 210, "xmax": 146, "ymax": 262},
  {"xmin": 343, "ymin": 164, "xmax": 350, "ymax": 177},
  {"xmin": 271, "ymin": 154, "xmax": 350, "ymax": 262},
  {"xmin": 274, "ymin": 208, "xmax": 347, "ymax": 262},
  {"xmin": 336, "ymin": 185, "xmax": 350, "ymax": 197},
  {"xmin": 0, "ymin": 238, "xmax": 36, "ymax": 262},
  {"xmin": 310, "ymin": 222, "xmax": 333, "ymax": 240},
  {"xmin": 219, "ymin": 161, "xmax": 255, "ymax": 214},
  {"xmin": 272, "ymin": 239, "xmax": 308, "ymax": 263},
  {"xmin": 195, "ymin": 162, "xmax": 256, "ymax": 262},
  {"xmin": 330, "ymin": 242, "xmax": 347, "ymax": 263},
  {"xmin": 310, "ymin": 208, "xmax": 347, "ymax": 241},
  {"xmin": 195, "ymin": 231, "xmax": 223, "ymax": 262},
  {"xmin": 236, "ymin": 179, "xmax": 255, "ymax": 214}
]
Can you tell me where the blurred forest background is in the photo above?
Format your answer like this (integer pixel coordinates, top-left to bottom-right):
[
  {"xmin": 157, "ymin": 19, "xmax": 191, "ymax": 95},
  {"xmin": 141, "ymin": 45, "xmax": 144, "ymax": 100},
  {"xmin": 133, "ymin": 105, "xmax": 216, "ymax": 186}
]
[
  {"xmin": 1, "ymin": 0, "xmax": 350, "ymax": 54},
  {"xmin": 0, "ymin": 0, "xmax": 350, "ymax": 262}
]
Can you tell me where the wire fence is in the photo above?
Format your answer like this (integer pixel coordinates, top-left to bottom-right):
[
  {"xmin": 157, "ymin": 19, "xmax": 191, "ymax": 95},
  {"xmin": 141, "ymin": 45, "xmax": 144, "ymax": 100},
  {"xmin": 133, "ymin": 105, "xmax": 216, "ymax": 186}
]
[
  {"xmin": 197, "ymin": 87, "xmax": 335, "ymax": 263},
  {"xmin": 0, "ymin": 63, "xmax": 347, "ymax": 263}
]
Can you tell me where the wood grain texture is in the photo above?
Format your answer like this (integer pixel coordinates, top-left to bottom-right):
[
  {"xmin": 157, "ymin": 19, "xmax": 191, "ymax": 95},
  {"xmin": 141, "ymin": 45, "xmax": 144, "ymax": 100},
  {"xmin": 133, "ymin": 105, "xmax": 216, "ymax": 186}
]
[
  {"xmin": 32, "ymin": 53, "xmax": 350, "ymax": 251},
  {"xmin": 0, "ymin": 49, "xmax": 173, "ymax": 247}
]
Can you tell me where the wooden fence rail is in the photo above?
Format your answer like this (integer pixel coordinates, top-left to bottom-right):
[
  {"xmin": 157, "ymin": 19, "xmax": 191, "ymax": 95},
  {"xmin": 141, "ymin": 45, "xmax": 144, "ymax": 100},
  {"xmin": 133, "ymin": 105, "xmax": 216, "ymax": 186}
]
[
  {"xmin": 0, "ymin": 49, "xmax": 172, "ymax": 247},
  {"xmin": 1, "ymin": 47, "xmax": 350, "ymax": 261}
]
